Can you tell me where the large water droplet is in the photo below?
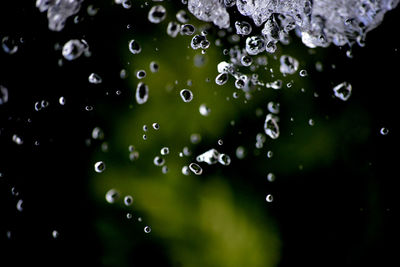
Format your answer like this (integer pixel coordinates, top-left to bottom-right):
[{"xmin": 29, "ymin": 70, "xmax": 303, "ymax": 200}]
[
  {"xmin": 136, "ymin": 82, "xmax": 149, "ymax": 104},
  {"xmin": 180, "ymin": 89, "xmax": 193, "ymax": 102},
  {"xmin": 264, "ymin": 114, "xmax": 280, "ymax": 139},
  {"xmin": 148, "ymin": 5, "xmax": 167, "ymax": 24},
  {"xmin": 105, "ymin": 189, "xmax": 120, "ymax": 204},
  {"xmin": 94, "ymin": 161, "xmax": 106, "ymax": 173}
]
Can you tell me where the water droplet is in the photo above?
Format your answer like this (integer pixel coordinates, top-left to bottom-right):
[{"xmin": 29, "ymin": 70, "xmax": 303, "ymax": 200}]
[
  {"xmin": 136, "ymin": 70, "xmax": 146, "ymax": 79},
  {"xmin": 189, "ymin": 163, "xmax": 203, "ymax": 175},
  {"xmin": 215, "ymin": 73, "xmax": 229, "ymax": 86},
  {"xmin": 267, "ymin": 150, "xmax": 273, "ymax": 158},
  {"xmin": 217, "ymin": 139, "xmax": 223, "ymax": 145},
  {"xmin": 88, "ymin": 73, "xmax": 102, "ymax": 84},
  {"xmin": 308, "ymin": 118, "xmax": 315, "ymax": 126},
  {"xmin": 267, "ymin": 173, "xmax": 276, "ymax": 182},
  {"xmin": 160, "ymin": 147, "xmax": 169, "ymax": 155},
  {"xmin": 94, "ymin": 161, "xmax": 106, "ymax": 173},
  {"xmin": 246, "ymin": 36, "xmax": 265, "ymax": 55},
  {"xmin": 380, "ymin": 127, "xmax": 389, "ymax": 136},
  {"xmin": 190, "ymin": 133, "xmax": 202, "ymax": 144},
  {"xmin": 153, "ymin": 156, "xmax": 165, "ymax": 166},
  {"xmin": 265, "ymin": 194, "xmax": 274, "ymax": 202},
  {"xmin": 150, "ymin": 61, "xmax": 159, "ymax": 72},
  {"xmin": 92, "ymin": 127, "xmax": 104, "ymax": 140},
  {"xmin": 129, "ymin": 39, "xmax": 142, "ymax": 54},
  {"xmin": 144, "ymin": 226, "xmax": 152, "ymax": 233},
  {"xmin": 12, "ymin": 134, "xmax": 23, "ymax": 145},
  {"xmin": 122, "ymin": 0, "xmax": 132, "ymax": 9},
  {"xmin": 197, "ymin": 149, "xmax": 220, "ymax": 165},
  {"xmin": 148, "ymin": 5, "xmax": 166, "ymax": 24},
  {"xmin": 16, "ymin": 199, "xmax": 24, "ymax": 212},
  {"xmin": 235, "ymin": 21, "xmax": 252, "ymax": 35},
  {"xmin": 126, "ymin": 213, "xmax": 133, "ymax": 219},
  {"xmin": 59, "ymin": 96, "xmax": 66, "ymax": 105},
  {"xmin": 0, "ymin": 85, "xmax": 9, "ymax": 105},
  {"xmin": 199, "ymin": 104, "xmax": 211, "ymax": 116},
  {"xmin": 299, "ymin": 69, "xmax": 308, "ymax": 77},
  {"xmin": 167, "ymin": 21, "xmax": 181, "ymax": 38},
  {"xmin": 180, "ymin": 24, "xmax": 195, "ymax": 35},
  {"xmin": 124, "ymin": 195, "xmax": 133, "ymax": 206},
  {"xmin": 180, "ymin": 89, "xmax": 193, "ymax": 102},
  {"xmin": 1, "ymin": 36, "xmax": 18, "ymax": 54},
  {"xmin": 105, "ymin": 189, "xmax": 120, "ymax": 204},
  {"xmin": 176, "ymin": 9, "xmax": 190, "ymax": 23},
  {"xmin": 218, "ymin": 153, "xmax": 231, "ymax": 166},
  {"xmin": 129, "ymin": 151, "xmax": 140, "ymax": 161},
  {"xmin": 182, "ymin": 165, "xmax": 190, "ymax": 175},
  {"xmin": 264, "ymin": 114, "xmax": 280, "ymax": 139},
  {"xmin": 267, "ymin": 101, "xmax": 280, "ymax": 114},
  {"xmin": 136, "ymin": 82, "xmax": 149, "ymax": 104},
  {"xmin": 236, "ymin": 146, "xmax": 246, "ymax": 159},
  {"xmin": 162, "ymin": 165, "xmax": 169, "ymax": 174},
  {"xmin": 152, "ymin": 122, "xmax": 160, "ymax": 130},
  {"xmin": 52, "ymin": 230, "xmax": 59, "ymax": 239},
  {"xmin": 333, "ymin": 82, "xmax": 352, "ymax": 101},
  {"xmin": 62, "ymin": 39, "xmax": 85, "ymax": 61},
  {"xmin": 280, "ymin": 55, "xmax": 299, "ymax": 74},
  {"xmin": 143, "ymin": 134, "xmax": 147, "ymax": 140}
]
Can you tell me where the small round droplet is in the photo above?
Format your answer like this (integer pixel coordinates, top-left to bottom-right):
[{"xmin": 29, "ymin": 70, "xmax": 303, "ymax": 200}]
[
  {"xmin": 160, "ymin": 147, "xmax": 170, "ymax": 155},
  {"xmin": 126, "ymin": 213, "xmax": 133, "ymax": 219},
  {"xmin": 124, "ymin": 195, "xmax": 133, "ymax": 206},
  {"xmin": 267, "ymin": 151, "xmax": 273, "ymax": 158},
  {"xmin": 88, "ymin": 73, "xmax": 102, "ymax": 84},
  {"xmin": 129, "ymin": 39, "xmax": 142, "ymax": 54},
  {"xmin": 182, "ymin": 165, "xmax": 190, "ymax": 175},
  {"xmin": 199, "ymin": 104, "xmax": 211, "ymax": 116},
  {"xmin": 217, "ymin": 139, "xmax": 223, "ymax": 145},
  {"xmin": 218, "ymin": 154, "xmax": 231, "ymax": 166},
  {"xmin": 299, "ymin": 69, "xmax": 308, "ymax": 77},
  {"xmin": 153, "ymin": 156, "xmax": 165, "ymax": 166},
  {"xmin": 150, "ymin": 61, "xmax": 159, "ymax": 72},
  {"xmin": 136, "ymin": 70, "xmax": 146, "ymax": 79},
  {"xmin": 94, "ymin": 161, "xmax": 106, "ymax": 173},
  {"xmin": 59, "ymin": 96, "xmax": 66, "ymax": 105},
  {"xmin": 308, "ymin": 119, "xmax": 315, "ymax": 126},
  {"xmin": 105, "ymin": 189, "xmax": 120, "ymax": 204},
  {"xmin": 189, "ymin": 163, "xmax": 203, "ymax": 175},
  {"xmin": 266, "ymin": 194, "xmax": 274, "ymax": 202},
  {"xmin": 380, "ymin": 127, "xmax": 389, "ymax": 136},
  {"xmin": 267, "ymin": 173, "xmax": 276, "ymax": 182},
  {"xmin": 144, "ymin": 226, "xmax": 152, "ymax": 233},
  {"xmin": 52, "ymin": 230, "xmax": 59, "ymax": 239},
  {"xmin": 152, "ymin": 122, "xmax": 160, "ymax": 130},
  {"xmin": 180, "ymin": 89, "xmax": 193, "ymax": 102},
  {"xmin": 148, "ymin": 5, "xmax": 166, "ymax": 24},
  {"xmin": 16, "ymin": 199, "xmax": 24, "ymax": 212}
]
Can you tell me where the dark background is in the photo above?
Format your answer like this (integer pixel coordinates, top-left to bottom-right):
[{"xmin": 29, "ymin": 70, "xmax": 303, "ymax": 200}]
[{"xmin": 1, "ymin": 1, "xmax": 399, "ymax": 266}]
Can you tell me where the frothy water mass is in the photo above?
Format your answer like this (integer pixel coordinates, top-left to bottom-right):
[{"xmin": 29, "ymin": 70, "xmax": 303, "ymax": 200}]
[{"xmin": 0, "ymin": 1, "xmax": 399, "ymax": 266}]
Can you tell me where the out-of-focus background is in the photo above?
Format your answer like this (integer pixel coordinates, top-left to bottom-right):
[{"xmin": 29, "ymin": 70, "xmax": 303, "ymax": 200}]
[{"xmin": 0, "ymin": 1, "xmax": 399, "ymax": 267}]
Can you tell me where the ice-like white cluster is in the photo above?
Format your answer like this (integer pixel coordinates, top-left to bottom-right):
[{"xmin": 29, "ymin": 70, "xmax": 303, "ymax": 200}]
[
  {"xmin": 36, "ymin": 0, "xmax": 83, "ymax": 31},
  {"xmin": 188, "ymin": 0, "xmax": 399, "ymax": 48}
]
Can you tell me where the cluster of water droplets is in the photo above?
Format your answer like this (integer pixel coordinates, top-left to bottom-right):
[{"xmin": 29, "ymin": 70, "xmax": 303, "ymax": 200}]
[{"xmin": 36, "ymin": 0, "xmax": 83, "ymax": 31}]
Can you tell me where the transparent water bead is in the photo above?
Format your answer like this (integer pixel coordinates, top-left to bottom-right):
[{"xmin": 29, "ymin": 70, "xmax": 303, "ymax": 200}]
[
  {"xmin": 88, "ymin": 73, "xmax": 102, "ymax": 84},
  {"xmin": 176, "ymin": 9, "xmax": 190, "ymax": 23},
  {"xmin": 59, "ymin": 96, "xmax": 66, "ymax": 105},
  {"xmin": 136, "ymin": 70, "xmax": 147, "ymax": 79},
  {"xmin": 62, "ymin": 39, "xmax": 85, "ymax": 61},
  {"xmin": 218, "ymin": 153, "xmax": 231, "ymax": 166},
  {"xmin": 266, "ymin": 194, "xmax": 274, "ymax": 203},
  {"xmin": 280, "ymin": 55, "xmax": 299, "ymax": 75},
  {"xmin": 94, "ymin": 161, "xmax": 106, "ymax": 173},
  {"xmin": 267, "ymin": 173, "xmax": 276, "ymax": 182},
  {"xmin": 12, "ymin": 134, "xmax": 23, "ymax": 145},
  {"xmin": 105, "ymin": 189, "xmax": 120, "ymax": 204},
  {"xmin": 180, "ymin": 89, "xmax": 193, "ymax": 102},
  {"xmin": 199, "ymin": 104, "xmax": 211, "ymax": 116},
  {"xmin": 152, "ymin": 123, "xmax": 160, "ymax": 130},
  {"xmin": 333, "ymin": 82, "xmax": 352, "ymax": 101},
  {"xmin": 182, "ymin": 165, "xmax": 191, "ymax": 175},
  {"xmin": 264, "ymin": 114, "xmax": 280, "ymax": 139},
  {"xmin": 1, "ymin": 36, "xmax": 18, "ymax": 54},
  {"xmin": 235, "ymin": 21, "xmax": 252, "ymax": 35},
  {"xmin": 190, "ymin": 133, "xmax": 202, "ymax": 144},
  {"xmin": 144, "ymin": 226, "xmax": 152, "ymax": 233},
  {"xmin": 52, "ymin": 230, "xmax": 59, "ymax": 239},
  {"xmin": 267, "ymin": 101, "xmax": 280, "ymax": 114},
  {"xmin": 148, "ymin": 5, "xmax": 167, "ymax": 24},
  {"xmin": 197, "ymin": 149, "xmax": 220, "ymax": 165},
  {"xmin": 189, "ymin": 163, "xmax": 203, "ymax": 175},
  {"xmin": 128, "ymin": 39, "xmax": 142, "ymax": 54},
  {"xmin": 136, "ymin": 82, "xmax": 149, "ymax": 104},
  {"xmin": 299, "ymin": 69, "xmax": 308, "ymax": 77},
  {"xmin": 124, "ymin": 195, "xmax": 133, "ymax": 206},
  {"xmin": 167, "ymin": 21, "xmax": 181, "ymax": 38},
  {"xmin": 246, "ymin": 36, "xmax": 265, "ymax": 55},
  {"xmin": 215, "ymin": 73, "xmax": 229, "ymax": 85},
  {"xmin": 191, "ymin": 35, "xmax": 210, "ymax": 50},
  {"xmin": 161, "ymin": 147, "xmax": 170, "ymax": 155},
  {"xmin": 0, "ymin": 85, "xmax": 9, "ymax": 105},
  {"xmin": 92, "ymin": 127, "xmax": 104, "ymax": 140},
  {"xmin": 380, "ymin": 127, "xmax": 389, "ymax": 136},
  {"xmin": 180, "ymin": 24, "xmax": 196, "ymax": 35},
  {"xmin": 241, "ymin": 55, "xmax": 253, "ymax": 66},
  {"xmin": 153, "ymin": 156, "xmax": 165, "ymax": 166},
  {"xmin": 236, "ymin": 146, "xmax": 246, "ymax": 159},
  {"xmin": 150, "ymin": 61, "xmax": 159, "ymax": 72}
]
